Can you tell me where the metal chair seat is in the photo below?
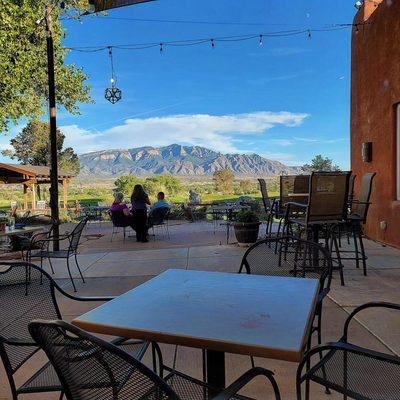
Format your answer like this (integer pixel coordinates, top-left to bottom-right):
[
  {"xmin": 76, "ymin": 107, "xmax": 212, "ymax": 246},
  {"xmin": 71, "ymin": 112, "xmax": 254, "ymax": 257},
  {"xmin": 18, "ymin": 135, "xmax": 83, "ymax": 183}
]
[
  {"xmin": 164, "ymin": 371, "xmax": 253, "ymax": 400},
  {"xmin": 39, "ymin": 250, "xmax": 72, "ymax": 258},
  {"xmin": 304, "ymin": 343, "xmax": 400, "ymax": 400},
  {"xmin": 19, "ymin": 361, "xmax": 61, "ymax": 394}
]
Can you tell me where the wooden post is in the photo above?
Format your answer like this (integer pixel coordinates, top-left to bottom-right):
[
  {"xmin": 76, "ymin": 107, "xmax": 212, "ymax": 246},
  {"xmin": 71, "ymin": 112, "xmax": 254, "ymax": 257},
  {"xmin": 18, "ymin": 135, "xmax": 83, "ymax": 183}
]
[
  {"xmin": 31, "ymin": 183, "xmax": 36, "ymax": 211},
  {"xmin": 23, "ymin": 184, "xmax": 28, "ymax": 210},
  {"xmin": 45, "ymin": 4, "xmax": 60, "ymax": 250},
  {"xmin": 62, "ymin": 179, "xmax": 68, "ymax": 209}
]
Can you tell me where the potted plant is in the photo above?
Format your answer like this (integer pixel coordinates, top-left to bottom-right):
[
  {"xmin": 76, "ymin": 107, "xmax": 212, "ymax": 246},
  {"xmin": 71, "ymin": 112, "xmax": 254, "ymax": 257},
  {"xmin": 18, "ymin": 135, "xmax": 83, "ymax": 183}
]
[{"xmin": 233, "ymin": 210, "xmax": 261, "ymax": 245}]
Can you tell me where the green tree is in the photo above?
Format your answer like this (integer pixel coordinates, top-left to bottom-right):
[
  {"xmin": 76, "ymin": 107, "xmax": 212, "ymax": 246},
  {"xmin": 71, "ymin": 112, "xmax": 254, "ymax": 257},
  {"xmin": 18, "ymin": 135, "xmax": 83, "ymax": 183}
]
[
  {"xmin": 213, "ymin": 169, "xmax": 235, "ymax": 194},
  {"xmin": 301, "ymin": 155, "xmax": 340, "ymax": 172},
  {"xmin": 0, "ymin": 1, "xmax": 91, "ymax": 132},
  {"xmin": 240, "ymin": 179, "xmax": 253, "ymax": 194},
  {"xmin": 2, "ymin": 120, "xmax": 80, "ymax": 174},
  {"xmin": 114, "ymin": 176, "xmax": 143, "ymax": 197},
  {"xmin": 144, "ymin": 174, "xmax": 183, "ymax": 196}
]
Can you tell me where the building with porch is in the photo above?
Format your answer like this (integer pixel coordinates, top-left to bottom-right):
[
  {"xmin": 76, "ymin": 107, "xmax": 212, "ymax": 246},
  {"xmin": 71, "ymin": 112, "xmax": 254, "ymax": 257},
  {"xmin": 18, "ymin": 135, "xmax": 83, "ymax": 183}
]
[
  {"xmin": 0, "ymin": 163, "xmax": 74, "ymax": 211},
  {"xmin": 351, "ymin": 0, "xmax": 400, "ymax": 247}
]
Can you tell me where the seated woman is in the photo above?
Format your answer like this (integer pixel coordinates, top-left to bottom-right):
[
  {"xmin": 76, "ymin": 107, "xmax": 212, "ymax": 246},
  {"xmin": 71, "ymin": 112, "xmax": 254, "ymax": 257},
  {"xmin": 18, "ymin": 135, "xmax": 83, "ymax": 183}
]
[
  {"xmin": 109, "ymin": 192, "xmax": 135, "ymax": 230},
  {"xmin": 131, "ymin": 184, "xmax": 151, "ymax": 243}
]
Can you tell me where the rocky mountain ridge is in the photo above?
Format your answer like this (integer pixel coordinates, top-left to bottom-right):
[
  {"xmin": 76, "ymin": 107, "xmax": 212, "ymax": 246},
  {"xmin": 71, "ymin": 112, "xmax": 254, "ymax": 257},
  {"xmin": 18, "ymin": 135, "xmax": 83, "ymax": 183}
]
[{"xmin": 79, "ymin": 144, "xmax": 300, "ymax": 177}]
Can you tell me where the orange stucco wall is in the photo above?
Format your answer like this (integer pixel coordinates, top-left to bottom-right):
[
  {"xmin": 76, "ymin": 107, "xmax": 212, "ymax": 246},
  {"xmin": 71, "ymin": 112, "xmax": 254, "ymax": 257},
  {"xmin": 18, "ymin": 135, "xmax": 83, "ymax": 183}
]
[{"xmin": 351, "ymin": 0, "xmax": 400, "ymax": 247}]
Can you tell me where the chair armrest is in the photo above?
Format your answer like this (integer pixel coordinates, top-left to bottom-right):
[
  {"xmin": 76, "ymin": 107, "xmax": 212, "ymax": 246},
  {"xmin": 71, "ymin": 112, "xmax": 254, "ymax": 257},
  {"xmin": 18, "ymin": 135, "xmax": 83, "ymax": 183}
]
[
  {"xmin": 1, "ymin": 337, "xmax": 37, "ymax": 347},
  {"xmin": 286, "ymin": 201, "xmax": 308, "ymax": 208},
  {"xmin": 297, "ymin": 341, "xmax": 400, "ymax": 384},
  {"xmin": 350, "ymin": 200, "xmax": 371, "ymax": 205},
  {"xmin": 53, "ymin": 280, "xmax": 115, "ymax": 302},
  {"xmin": 212, "ymin": 367, "xmax": 281, "ymax": 400},
  {"xmin": 342, "ymin": 301, "xmax": 400, "ymax": 341}
]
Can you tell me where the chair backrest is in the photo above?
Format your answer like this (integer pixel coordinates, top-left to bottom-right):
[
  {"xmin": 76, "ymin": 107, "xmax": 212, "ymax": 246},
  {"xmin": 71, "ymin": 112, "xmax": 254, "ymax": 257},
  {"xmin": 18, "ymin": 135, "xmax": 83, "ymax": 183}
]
[
  {"xmin": 306, "ymin": 172, "xmax": 350, "ymax": 223},
  {"xmin": 240, "ymin": 236, "xmax": 332, "ymax": 293},
  {"xmin": 280, "ymin": 175, "xmax": 309, "ymax": 213},
  {"xmin": 352, "ymin": 172, "xmax": 376, "ymax": 222},
  {"xmin": 36, "ymin": 200, "xmax": 47, "ymax": 210},
  {"xmin": 258, "ymin": 178, "xmax": 270, "ymax": 214},
  {"xmin": 0, "ymin": 263, "xmax": 61, "ymax": 377},
  {"xmin": 150, "ymin": 207, "xmax": 170, "ymax": 225},
  {"xmin": 347, "ymin": 174, "xmax": 356, "ymax": 204},
  {"xmin": 108, "ymin": 209, "xmax": 129, "ymax": 228},
  {"xmin": 69, "ymin": 218, "xmax": 88, "ymax": 253},
  {"xmin": 29, "ymin": 320, "xmax": 179, "ymax": 400}
]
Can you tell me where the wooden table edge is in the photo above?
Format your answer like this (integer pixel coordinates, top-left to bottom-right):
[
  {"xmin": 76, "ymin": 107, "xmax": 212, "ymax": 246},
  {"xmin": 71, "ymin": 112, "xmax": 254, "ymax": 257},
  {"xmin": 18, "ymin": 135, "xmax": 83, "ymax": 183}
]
[{"xmin": 72, "ymin": 319, "xmax": 304, "ymax": 363}]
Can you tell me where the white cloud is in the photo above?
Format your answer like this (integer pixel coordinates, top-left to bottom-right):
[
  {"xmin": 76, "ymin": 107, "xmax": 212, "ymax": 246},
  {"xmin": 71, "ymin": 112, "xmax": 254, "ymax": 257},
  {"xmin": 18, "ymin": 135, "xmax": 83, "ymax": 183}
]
[
  {"xmin": 293, "ymin": 136, "xmax": 347, "ymax": 144},
  {"xmin": 60, "ymin": 111, "xmax": 309, "ymax": 155}
]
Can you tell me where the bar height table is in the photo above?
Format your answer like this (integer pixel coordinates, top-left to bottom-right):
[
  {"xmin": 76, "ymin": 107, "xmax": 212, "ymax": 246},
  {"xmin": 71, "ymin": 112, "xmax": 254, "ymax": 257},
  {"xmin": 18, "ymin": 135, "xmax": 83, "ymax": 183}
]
[{"xmin": 73, "ymin": 269, "xmax": 319, "ymax": 390}]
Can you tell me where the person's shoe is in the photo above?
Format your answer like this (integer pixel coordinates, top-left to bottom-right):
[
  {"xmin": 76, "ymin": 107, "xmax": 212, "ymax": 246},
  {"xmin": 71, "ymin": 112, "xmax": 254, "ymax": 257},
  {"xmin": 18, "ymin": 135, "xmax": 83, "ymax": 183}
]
[{"xmin": 141, "ymin": 238, "xmax": 149, "ymax": 243}]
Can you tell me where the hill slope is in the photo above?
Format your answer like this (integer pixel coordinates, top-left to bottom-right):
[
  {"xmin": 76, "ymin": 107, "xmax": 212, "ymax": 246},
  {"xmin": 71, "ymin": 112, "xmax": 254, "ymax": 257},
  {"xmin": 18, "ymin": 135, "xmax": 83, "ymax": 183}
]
[{"xmin": 79, "ymin": 144, "xmax": 299, "ymax": 177}]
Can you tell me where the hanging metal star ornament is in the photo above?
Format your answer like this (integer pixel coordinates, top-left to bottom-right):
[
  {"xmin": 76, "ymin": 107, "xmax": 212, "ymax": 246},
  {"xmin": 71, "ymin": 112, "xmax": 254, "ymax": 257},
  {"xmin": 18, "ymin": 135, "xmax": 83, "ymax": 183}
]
[{"xmin": 105, "ymin": 47, "xmax": 122, "ymax": 104}]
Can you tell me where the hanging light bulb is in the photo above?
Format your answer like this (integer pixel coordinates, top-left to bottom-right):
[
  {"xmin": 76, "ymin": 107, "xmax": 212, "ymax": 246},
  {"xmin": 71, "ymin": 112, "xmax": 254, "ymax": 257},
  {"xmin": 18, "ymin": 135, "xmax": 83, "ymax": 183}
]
[
  {"xmin": 259, "ymin": 35, "xmax": 263, "ymax": 46},
  {"xmin": 105, "ymin": 47, "xmax": 122, "ymax": 104}
]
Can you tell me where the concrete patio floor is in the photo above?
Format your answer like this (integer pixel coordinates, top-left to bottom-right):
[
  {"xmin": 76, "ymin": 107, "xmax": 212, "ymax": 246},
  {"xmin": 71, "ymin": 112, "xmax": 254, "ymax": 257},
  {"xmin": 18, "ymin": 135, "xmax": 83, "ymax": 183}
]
[{"xmin": 1, "ymin": 220, "xmax": 399, "ymax": 399}]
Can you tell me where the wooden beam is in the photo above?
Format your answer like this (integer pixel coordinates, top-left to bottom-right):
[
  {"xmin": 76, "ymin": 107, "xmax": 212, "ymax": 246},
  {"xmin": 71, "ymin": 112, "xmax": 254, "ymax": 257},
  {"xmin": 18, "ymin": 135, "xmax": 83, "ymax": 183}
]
[
  {"xmin": 23, "ymin": 184, "xmax": 28, "ymax": 210},
  {"xmin": 31, "ymin": 183, "xmax": 36, "ymax": 211},
  {"xmin": 63, "ymin": 178, "xmax": 68, "ymax": 209}
]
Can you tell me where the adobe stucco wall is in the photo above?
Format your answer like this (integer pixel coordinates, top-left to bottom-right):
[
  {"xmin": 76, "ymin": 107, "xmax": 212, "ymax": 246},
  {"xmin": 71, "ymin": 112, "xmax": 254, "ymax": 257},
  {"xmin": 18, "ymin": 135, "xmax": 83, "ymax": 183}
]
[{"xmin": 351, "ymin": 0, "xmax": 400, "ymax": 247}]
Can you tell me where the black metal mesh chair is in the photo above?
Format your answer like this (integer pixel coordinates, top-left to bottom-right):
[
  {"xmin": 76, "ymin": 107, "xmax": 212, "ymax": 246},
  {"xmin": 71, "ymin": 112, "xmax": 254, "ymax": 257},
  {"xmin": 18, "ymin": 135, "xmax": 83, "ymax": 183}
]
[
  {"xmin": 284, "ymin": 172, "xmax": 351, "ymax": 286},
  {"xmin": 30, "ymin": 217, "xmax": 89, "ymax": 291},
  {"xmin": 0, "ymin": 262, "xmax": 148, "ymax": 400},
  {"xmin": 339, "ymin": 172, "xmax": 376, "ymax": 275},
  {"xmin": 297, "ymin": 301, "xmax": 400, "ymax": 400},
  {"xmin": 257, "ymin": 178, "xmax": 277, "ymax": 237},
  {"xmin": 29, "ymin": 320, "xmax": 282, "ymax": 400},
  {"xmin": 149, "ymin": 207, "xmax": 171, "ymax": 240},
  {"xmin": 239, "ymin": 236, "xmax": 332, "ymax": 350},
  {"xmin": 108, "ymin": 209, "xmax": 132, "ymax": 242}
]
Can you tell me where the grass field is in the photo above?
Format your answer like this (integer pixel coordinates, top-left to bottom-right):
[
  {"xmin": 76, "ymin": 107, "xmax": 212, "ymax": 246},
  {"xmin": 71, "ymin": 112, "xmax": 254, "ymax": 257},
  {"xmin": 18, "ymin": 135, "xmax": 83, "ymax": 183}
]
[{"xmin": 0, "ymin": 180, "xmax": 279, "ymax": 210}]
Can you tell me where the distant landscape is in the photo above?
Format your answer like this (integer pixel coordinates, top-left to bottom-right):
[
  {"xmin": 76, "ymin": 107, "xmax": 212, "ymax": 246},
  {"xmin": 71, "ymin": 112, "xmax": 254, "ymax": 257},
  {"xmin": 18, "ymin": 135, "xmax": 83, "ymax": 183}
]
[{"xmin": 78, "ymin": 144, "xmax": 301, "ymax": 178}]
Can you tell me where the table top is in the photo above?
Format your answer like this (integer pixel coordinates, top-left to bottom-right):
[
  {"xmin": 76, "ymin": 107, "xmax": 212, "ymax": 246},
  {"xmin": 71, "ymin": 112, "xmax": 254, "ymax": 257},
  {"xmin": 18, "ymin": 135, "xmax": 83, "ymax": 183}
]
[
  {"xmin": 0, "ymin": 225, "xmax": 44, "ymax": 237},
  {"xmin": 73, "ymin": 269, "xmax": 319, "ymax": 362}
]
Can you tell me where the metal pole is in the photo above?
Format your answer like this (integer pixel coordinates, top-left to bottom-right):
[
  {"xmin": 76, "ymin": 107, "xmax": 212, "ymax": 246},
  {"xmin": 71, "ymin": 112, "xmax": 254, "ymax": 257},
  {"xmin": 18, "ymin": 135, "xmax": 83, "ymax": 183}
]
[{"xmin": 45, "ymin": 4, "xmax": 60, "ymax": 250}]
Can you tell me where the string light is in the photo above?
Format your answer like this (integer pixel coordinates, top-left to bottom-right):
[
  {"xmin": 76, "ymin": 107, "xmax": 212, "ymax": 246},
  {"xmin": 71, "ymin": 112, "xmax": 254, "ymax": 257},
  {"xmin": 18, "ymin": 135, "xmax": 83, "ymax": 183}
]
[{"xmin": 67, "ymin": 23, "xmax": 366, "ymax": 54}]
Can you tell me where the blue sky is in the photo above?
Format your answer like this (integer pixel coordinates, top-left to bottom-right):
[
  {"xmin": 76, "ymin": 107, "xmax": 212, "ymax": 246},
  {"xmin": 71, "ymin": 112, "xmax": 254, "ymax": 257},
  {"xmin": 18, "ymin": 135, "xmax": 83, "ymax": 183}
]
[{"xmin": 3, "ymin": 0, "xmax": 357, "ymax": 168}]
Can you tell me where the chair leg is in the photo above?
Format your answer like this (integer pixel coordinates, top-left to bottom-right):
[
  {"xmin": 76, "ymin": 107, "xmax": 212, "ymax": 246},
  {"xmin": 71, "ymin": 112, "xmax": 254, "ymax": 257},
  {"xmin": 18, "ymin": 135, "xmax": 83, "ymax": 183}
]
[
  {"xmin": 66, "ymin": 257, "xmax": 77, "ymax": 292},
  {"xmin": 123, "ymin": 227, "xmax": 126, "ymax": 242},
  {"xmin": 352, "ymin": 225, "xmax": 360, "ymax": 269},
  {"xmin": 48, "ymin": 257, "xmax": 55, "ymax": 274},
  {"xmin": 74, "ymin": 254, "xmax": 85, "ymax": 283},
  {"xmin": 330, "ymin": 228, "xmax": 345, "ymax": 286},
  {"xmin": 358, "ymin": 228, "xmax": 367, "ymax": 276}
]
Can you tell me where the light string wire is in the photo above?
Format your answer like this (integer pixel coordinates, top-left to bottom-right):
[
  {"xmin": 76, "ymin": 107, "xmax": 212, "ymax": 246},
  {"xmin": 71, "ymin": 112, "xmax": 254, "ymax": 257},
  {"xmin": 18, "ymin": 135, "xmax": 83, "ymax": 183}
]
[{"xmin": 66, "ymin": 22, "xmax": 366, "ymax": 54}]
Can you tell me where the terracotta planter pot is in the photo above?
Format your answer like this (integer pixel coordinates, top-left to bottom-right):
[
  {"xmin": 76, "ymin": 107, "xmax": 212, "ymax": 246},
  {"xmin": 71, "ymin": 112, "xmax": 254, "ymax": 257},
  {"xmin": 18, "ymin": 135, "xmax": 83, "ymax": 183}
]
[{"xmin": 233, "ymin": 222, "xmax": 261, "ymax": 244}]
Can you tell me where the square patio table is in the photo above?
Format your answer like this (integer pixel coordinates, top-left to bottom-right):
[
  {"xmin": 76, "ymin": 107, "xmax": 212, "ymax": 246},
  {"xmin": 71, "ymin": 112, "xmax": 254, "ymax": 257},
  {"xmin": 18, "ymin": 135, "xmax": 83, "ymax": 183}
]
[{"xmin": 73, "ymin": 269, "xmax": 319, "ymax": 390}]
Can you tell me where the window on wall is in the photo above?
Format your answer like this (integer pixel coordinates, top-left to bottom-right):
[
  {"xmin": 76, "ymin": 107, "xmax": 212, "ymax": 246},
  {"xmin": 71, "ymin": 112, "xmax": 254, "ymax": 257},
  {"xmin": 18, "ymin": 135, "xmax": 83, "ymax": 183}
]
[{"xmin": 397, "ymin": 104, "xmax": 400, "ymax": 200}]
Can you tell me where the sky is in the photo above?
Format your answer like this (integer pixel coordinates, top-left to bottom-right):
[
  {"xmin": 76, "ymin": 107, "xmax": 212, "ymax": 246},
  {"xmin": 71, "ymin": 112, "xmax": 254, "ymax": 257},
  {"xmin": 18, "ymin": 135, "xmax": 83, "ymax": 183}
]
[{"xmin": 2, "ymin": 0, "xmax": 357, "ymax": 168}]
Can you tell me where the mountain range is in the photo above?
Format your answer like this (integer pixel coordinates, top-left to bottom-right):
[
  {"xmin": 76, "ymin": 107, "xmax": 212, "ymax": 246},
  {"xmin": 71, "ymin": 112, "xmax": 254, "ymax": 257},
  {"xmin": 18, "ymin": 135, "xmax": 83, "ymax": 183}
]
[{"xmin": 78, "ymin": 144, "xmax": 300, "ymax": 177}]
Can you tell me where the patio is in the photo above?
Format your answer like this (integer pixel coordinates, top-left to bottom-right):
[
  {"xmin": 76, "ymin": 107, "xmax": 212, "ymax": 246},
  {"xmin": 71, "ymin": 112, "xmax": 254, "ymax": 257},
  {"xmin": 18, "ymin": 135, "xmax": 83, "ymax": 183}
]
[{"xmin": 1, "ymin": 220, "xmax": 398, "ymax": 400}]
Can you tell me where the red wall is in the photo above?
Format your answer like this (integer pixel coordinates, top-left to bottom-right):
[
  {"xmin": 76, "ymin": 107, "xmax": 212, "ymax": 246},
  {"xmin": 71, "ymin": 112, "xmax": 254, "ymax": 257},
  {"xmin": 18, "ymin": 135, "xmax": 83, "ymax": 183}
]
[{"xmin": 351, "ymin": 0, "xmax": 400, "ymax": 247}]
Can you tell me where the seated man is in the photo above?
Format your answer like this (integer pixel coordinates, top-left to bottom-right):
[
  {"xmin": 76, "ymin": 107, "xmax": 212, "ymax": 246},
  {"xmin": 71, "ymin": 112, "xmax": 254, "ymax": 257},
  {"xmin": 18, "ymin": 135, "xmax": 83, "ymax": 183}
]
[{"xmin": 148, "ymin": 192, "xmax": 170, "ymax": 228}]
